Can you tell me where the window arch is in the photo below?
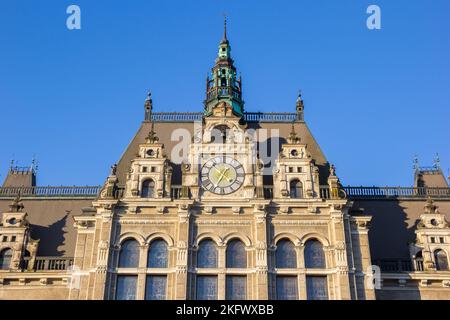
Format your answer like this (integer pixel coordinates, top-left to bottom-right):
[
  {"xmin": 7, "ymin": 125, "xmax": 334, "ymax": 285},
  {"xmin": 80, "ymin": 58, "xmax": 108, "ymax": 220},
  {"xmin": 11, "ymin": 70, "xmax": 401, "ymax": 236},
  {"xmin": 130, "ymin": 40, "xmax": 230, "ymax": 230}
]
[
  {"xmin": 197, "ymin": 239, "xmax": 218, "ymax": 268},
  {"xmin": 290, "ymin": 179, "xmax": 303, "ymax": 199},
  {"xmin": 147, "ymin": 239, "xmax": 168, "ymax": 268},
  {"xmin": 434, "ymin": 249, "xmax": 449, "ymax": 271},
  {"xmin": 0, "ymin": 248, "xmax": 13, "ymax": 270},
  {"xmin": 118, "ymin": 239, "xmax": 140, "ymax": 268},
  {"xmin": 141, "ymin": 179, "xmax": 155, "ymax": 198},
  {"xmin": 304, "ymin": 239, "xmax": 326, "ymax": 268},
  {"xmin": 226, "ymin": 240, "xmax": 246, "ymax": 268},
  {"xmin": 276, "ymin": 239, "xmax": 297, "ymax": 268}
]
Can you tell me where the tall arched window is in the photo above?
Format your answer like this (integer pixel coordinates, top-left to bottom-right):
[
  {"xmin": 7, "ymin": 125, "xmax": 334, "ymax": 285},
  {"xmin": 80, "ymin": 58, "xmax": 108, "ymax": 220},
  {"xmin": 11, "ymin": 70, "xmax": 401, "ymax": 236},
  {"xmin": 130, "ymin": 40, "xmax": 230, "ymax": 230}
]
[
  {"xmin": 141, "ymin": 179, "xmax": 155, "ymax": 198},
  {"xmin": 304, "ymin": 239, "xmax": 326, "ymax": 269},
  {"xmin": 276, "ymin": 239, "xmax": 297, "ymax": 268},
  {"xmin": 290, "ymin": 179, "xmax": 303, "ymax": 199},
  {"xmin": 147, "ymin": 239, "xmax": 168, "ymax": 268},
  {"xmin": 434, "ymin": 249, "xmax": 449, "ymax": 271},
  {"xmin": 226, "ymin": 240, "xmax": 246, "ymax": 268},
  {"xmin": 197, "ymin": 239, "xmax": 218, "ymax": 268},
  {"xmin": 118, "ymin": 239, "xmax": 140, "ymax": 268},
  {"xmin": 0, "ymin": 248, "xmax": 12, "ymax": 270}
]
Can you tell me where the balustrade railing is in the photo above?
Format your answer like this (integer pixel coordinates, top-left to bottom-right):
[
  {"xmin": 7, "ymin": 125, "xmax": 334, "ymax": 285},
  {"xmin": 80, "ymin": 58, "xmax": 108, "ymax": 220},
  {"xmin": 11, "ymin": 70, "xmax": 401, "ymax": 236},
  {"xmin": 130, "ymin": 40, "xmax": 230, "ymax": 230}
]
[
  {"xmin": 374, "ymin": 259, "xmax": 414, "ymax": 273},
  {"xmin": 33, "ymin": 257, "xmax": 74, "ymax": 271},
  {"xmin": 0, "ymin": 186, "xmax": 101, "ymax": 198},
  {"xmin": 344, "ymin": 186, "xmax": 450, "ymax": 199},
  {"xmin": 149, "ymin": 112, "xmax": 300, "ymax": 123}
]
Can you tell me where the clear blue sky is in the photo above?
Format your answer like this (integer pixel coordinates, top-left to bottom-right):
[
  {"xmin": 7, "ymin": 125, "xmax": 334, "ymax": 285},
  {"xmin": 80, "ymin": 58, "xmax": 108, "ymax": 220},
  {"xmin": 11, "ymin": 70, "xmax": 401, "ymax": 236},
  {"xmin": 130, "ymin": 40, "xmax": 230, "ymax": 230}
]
[{"xmin": 0, "ymin": 0, "xmax": 449, "ymax": 187}]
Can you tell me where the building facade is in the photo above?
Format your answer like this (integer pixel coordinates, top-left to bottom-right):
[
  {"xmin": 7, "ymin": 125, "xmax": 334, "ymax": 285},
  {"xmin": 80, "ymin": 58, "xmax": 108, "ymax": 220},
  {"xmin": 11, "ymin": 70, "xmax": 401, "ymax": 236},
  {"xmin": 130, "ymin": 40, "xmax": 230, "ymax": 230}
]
[{"xmin": 0, "ymin": 25, "xmax": 449, "ymax": 300}]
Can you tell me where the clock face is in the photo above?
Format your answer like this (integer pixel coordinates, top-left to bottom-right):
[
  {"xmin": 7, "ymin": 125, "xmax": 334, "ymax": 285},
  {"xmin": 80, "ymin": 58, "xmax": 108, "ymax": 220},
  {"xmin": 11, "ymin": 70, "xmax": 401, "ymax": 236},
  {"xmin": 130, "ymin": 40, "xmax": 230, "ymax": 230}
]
[{"xmin": 201, "ymin": 156, "xmax": 245, "ymax": 195}]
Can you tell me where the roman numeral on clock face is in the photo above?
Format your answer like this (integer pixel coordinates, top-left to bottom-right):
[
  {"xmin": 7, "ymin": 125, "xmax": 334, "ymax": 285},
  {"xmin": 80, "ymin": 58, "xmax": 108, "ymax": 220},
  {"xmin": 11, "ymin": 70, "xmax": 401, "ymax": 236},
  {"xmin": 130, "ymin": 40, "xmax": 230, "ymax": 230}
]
[{"xmin": 201, "ymin": 156, "xmax": 245, "ymax": 195}]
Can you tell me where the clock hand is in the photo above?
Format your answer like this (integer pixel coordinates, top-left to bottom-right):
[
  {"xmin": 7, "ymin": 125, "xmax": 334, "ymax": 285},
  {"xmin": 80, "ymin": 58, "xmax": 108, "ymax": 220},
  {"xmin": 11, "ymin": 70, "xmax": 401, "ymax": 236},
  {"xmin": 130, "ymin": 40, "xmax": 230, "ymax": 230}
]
[{"xmin": 217, "ymin": 167, "xmax": 230, "ymax": 185}]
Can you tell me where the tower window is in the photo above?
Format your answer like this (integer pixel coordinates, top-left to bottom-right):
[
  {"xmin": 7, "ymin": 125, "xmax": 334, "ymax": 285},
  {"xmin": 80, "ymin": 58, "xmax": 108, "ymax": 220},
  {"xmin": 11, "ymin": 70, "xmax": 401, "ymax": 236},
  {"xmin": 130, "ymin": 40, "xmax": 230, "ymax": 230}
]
[
  {"xmin": 11, "ymin": 236, "xmax": 16, "ymax": 242},
  {"xmin": 142, "ymin": 167, "xmax": 148, "ymax": 173},
  {"xmin": 289, "ymin": 179, "xmax": 303, "ymax": 199},
  {"xmin": 440, "ymin": 237, "xmax": 445, "ymax": 244},
  {"xmin": 431, "ymin": 237, "xmax": 436, "ymax": 243},
  {"xmin": 2, "ymin": 236, "xmax": 7, "ymax": 242},
  {"xmin": 141, "ymin": 179, "xmax": 155, "ymax": 198},
  {"xmin": 0, "ymin": 248, "xmax": 13, "ymax": 270}
]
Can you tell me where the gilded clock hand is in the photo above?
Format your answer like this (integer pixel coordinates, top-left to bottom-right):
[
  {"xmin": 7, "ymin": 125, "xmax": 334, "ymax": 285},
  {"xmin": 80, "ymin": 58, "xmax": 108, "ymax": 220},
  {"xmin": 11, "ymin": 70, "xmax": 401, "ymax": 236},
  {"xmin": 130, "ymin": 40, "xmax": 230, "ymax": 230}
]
[{"xmin": 217, "ymin": 167, "xmax": 230, "ymax": 185}]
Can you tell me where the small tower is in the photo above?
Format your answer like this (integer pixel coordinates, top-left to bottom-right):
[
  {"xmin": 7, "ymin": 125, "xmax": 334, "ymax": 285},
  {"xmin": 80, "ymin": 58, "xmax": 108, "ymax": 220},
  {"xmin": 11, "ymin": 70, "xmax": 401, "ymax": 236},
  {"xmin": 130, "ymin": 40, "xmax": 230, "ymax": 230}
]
[
  {"xmin": 410, "ymin": 198, "xmax": 450, "ymax": 272},
  {"xmin": 144, "ymin": 91, "xmax": 153, "ymax": 122},
  {"xmin": 125, "ymin": 122, "xmax": 173, "ymax": 199},
  {"xmin": 0, "ymin": 196, "xmax": 39, "ymax": 271},
  {"xmin": 204, "ymin": 17, "xmax": 244, "ymax": 117},
  {"xmin": 296, "ymin": 91, "xmax": 305, "ymax": 121},
  {"xmin": 273, "ymin": 123, "xmax": 320, "ymax": 199}
]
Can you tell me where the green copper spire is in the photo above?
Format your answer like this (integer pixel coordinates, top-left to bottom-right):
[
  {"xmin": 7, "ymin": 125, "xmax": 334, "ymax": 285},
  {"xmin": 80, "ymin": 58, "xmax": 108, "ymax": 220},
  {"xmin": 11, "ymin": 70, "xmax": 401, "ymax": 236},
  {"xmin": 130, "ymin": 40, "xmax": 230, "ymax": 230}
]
[{"xmin": 204, "ymin": 17, "xmax": 244, "ymax": 117}]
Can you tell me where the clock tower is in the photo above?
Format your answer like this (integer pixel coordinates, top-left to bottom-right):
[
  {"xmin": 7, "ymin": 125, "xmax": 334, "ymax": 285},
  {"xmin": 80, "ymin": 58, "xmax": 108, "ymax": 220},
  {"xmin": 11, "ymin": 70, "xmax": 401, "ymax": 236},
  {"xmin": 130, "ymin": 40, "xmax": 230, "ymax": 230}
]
[{"xmin": 204, "ymin": 17, "xmax": 244, "ymax": 117}]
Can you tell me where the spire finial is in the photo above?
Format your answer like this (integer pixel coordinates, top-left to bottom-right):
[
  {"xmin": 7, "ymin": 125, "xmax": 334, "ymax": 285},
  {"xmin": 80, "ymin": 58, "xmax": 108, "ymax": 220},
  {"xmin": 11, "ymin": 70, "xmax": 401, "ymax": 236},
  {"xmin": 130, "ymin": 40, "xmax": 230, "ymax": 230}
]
[
  {"xmin": 413, "ymin": 155, "xmax": 419, "ymax": 170},
  {"xmin": 223, "ymin": 14, "xmax": 227, "ymax": 41},
  {"xmin": 434, "ymin": 153, "xmax": 441, "ymax": 169}
]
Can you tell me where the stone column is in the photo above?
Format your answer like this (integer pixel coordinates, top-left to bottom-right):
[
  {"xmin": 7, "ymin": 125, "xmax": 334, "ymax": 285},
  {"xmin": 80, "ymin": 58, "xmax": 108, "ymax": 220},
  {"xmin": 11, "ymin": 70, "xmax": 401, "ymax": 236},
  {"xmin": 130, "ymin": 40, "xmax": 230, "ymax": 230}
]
[
  {"xmin": 174, "ymin": 203, "xmax": 191, "ymax": 300},
  {"xmin": 330, "ymin": 206, "xmax": 352, "ymax": 300},
  {"xmin": 351, "ymin": 216, "xmax": 375, "ymax": 300},
  {"xmin": 254, "ymin": 204, "xmax": 269, "ymax": 300}
]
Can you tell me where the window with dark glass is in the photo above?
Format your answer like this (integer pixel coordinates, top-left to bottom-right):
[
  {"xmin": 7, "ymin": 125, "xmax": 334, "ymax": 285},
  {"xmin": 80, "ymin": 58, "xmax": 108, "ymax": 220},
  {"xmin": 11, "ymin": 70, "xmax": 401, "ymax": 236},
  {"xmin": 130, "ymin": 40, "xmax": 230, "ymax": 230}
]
[
  {"xmin": 118, "ymin": 239, "xmax": 140, "ymax": 268},
  {"xmin": 115, "ymin": 275, "xmax": 137, "ymax": 300},
  {"xmin": 145, "ymin": 275, "xmax": 167, "ymax": 300},
  {"xmin": 141, "ymin": 179, "xmax": 155, "ymax": 198},
  {"xmin": 276, "ymin": 276, "xmax": 298, "ymax": 300},
  {"xmin": 0, "ymin": 248, "xmax": 12, "ymax": 270},
  {"xmin": 276, "ymin": 239, "xmax": 297, "ymax": 269},
  {"xmin": 226, "ymin": 276, "xmax": 247, "ymax": 300},
  {"xmin": 197, "ymin": 239, "xmax": 218, "ymax": 268},
  {"xmin": 434, "ymin": 249, "xmax": 449, "ymax": 271},
  {"xmin": 226, "ymin": 240, "xmax": 246, "ymax": 268},
  {"xmin": 196, "ymin": 276, "xmax": 218, "ymax": 300},
  {"xmin": 289, "ymin": 179, "xmax": 303, "ymax": 199},
  {"xmin": 147, "ymin": 239, "xmax": 168, "ymax": 268},
  {"xmin": 306, "ymin": 276, "xmax": 328, "ymax": 300},
  {"xmin": 304, "ymin": 239, "xmax": 326, "ymax": 268}
]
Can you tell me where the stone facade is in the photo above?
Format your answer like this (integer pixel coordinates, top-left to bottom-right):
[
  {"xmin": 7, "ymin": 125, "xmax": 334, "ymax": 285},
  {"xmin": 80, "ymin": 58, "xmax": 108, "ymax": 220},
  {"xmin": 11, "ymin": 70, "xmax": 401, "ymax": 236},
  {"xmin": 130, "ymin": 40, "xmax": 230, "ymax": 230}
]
[{"xmin": 0, "ymin": 24, "xmax": 449, "ymax": 300}]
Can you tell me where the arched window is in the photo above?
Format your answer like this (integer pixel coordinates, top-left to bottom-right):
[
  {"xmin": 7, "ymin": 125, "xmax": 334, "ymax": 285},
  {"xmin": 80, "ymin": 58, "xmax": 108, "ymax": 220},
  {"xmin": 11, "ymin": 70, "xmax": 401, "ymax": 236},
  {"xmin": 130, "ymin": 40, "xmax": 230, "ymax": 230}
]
[
  {"xmin": 226, "ymin": 240, "xmax": 246, "ymax": 268},
  {"xmin": 147, "ymin": 239, "xmax": 168, "ymax": 268},
  {"xmin": 434, "ymin": 249, "xmax": 449, "ymax": 271},
  {"xmin": 304, "ymin": 239, "xmax": 326, "ymax": 269},
  {"xmin": 197, "ymin": 239, "xmax": 218, "ymax": 268},
  {"xmin": 118, "ymin": 239, "xmax": 140, "ymax": 268},
  {"xmin": 0, "ymin": 248, "xmax": 13, "ymax": 270},
  {"xmin": 141, "ymin": 179, "xmax": 155, "ymax": 198},
  {"xmin": 276, "ymin": 239, "xmax": 297, "ymax": 268},
  {"xmin": 290, "ymin": 179, "xmax": 303, "ymax": 199}
]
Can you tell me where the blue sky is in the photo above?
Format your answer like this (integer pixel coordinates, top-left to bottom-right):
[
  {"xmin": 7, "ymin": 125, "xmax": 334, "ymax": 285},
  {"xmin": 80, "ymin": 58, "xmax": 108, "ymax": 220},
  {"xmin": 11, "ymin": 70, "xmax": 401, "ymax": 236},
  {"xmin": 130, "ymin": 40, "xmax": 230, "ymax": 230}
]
[{"xmin": 0, "ymin": 0, "xmax": 449, "ymax": 186}]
